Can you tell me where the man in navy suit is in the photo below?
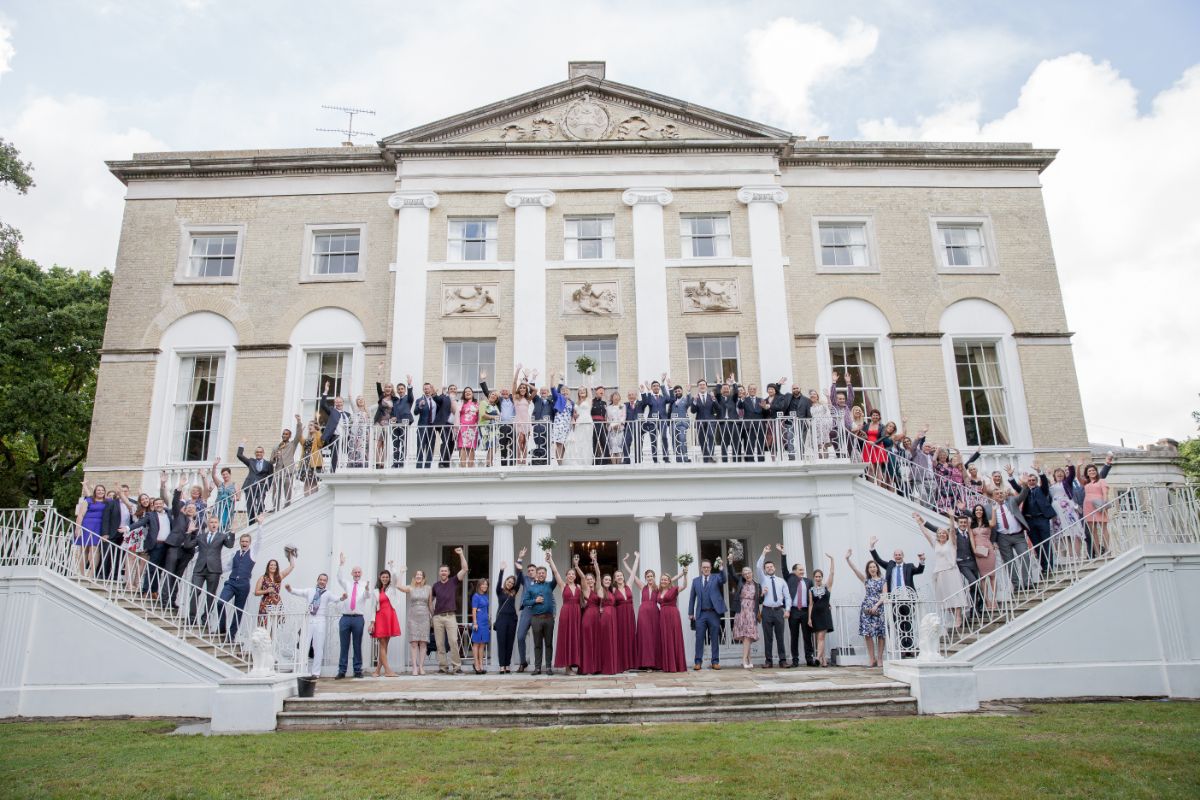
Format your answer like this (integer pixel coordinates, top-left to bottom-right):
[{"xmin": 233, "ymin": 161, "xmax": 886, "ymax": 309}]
[
  {"xmin": 412, "ymin": 382, "xmax": 442, "ymax": 468},
  {"xmin": 622, "ymin": 391, "xmax": 643, "ymax": 464},
  {"xmin": 715, "ymin": 378, "xmax": 741, "ymax": 462},
  {"xmin": 687, "ymin": 556, "xmax": 727, "ymax": 669},
  {"xmin": 688, "ymin": 379, "xmax": 720, "ymax": 463},
  {"xmin": 739, "ymin": 384, "xmax": 765, "ymax": 463},
  {"xmin": 1012, "ymin": 461, "xmax": 1056, "ymax": 574},
  {"xmin": 236, "ymin": 440, "xmax": 274, "ymax": 523},
  {"xmin": 666, "ymin": 383, "xmax": 691, "ymax": 463},
  {"xmin": 319, "ymin": 381, "xmax": 346, "ymax": 473},
  {"xmin": 639, "ymin": 378, "xmax": 671, "ymax": 464},
  {"xmin": 870, "ymin": 534, "xmax": 926, "ymax": 655},
  {"xmin": 530, "ymin": 380, "xmax": 554, "ymax": 466}
]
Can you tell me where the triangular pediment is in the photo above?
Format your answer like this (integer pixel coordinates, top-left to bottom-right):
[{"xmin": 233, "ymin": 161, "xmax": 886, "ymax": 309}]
[{"xmin": 382, "ymin": 76, "xmax": 791, "ymax": 148}]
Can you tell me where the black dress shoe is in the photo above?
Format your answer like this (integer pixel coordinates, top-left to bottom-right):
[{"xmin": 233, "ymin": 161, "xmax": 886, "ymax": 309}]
[
  {"xmin": 353, "ymin": 673, "xmax": 363, "ymax": 679},
  {"xmin": 518, "ymin": 663, "xmax": 527, "ymax": 673},
  {"xmin": 791, "ymin": 661, "xmax": 800, "ymax": 668},
  {"xmin": 544, "ymin": 668, "xmax": 554, "ymax": 676},
  {"xmin": 532, "ymin": 668, "xmax": 542, "ymax": 675},
  {"xmin": 764, "ymin": 661, "xmax": 774, "ymax": 668},
  {"xmin": 335, "ymin": 674, "xmax": 346, "ymax": 680}
]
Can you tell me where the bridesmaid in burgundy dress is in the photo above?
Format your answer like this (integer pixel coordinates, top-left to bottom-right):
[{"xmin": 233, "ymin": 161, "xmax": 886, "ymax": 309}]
[
  {"xmin": 612, "ymin": 567, "xmax": 636, "ymax": 672},
  {"xmin": 626, "ymin": 551, "xmax": 661, "ymax": 670},
  {"xmin": 579, "ymin": 555, "xmax": 603, "ymax": 675},
  {"xmin": 549, "ymin": 551, "xmax": 582, "ymax": 675},
  {"xmin": 657, "ymin": 567, "xmax": 689, "ymax": 673},
  {"xmin": 598, "ymin": 572, "xmax": 621, "ymax": 675}
]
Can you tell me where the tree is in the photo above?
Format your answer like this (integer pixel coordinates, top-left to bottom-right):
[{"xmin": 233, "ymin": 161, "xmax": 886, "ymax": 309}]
[
  {"xmin": 0, "ymin": 259, "xmax": 111, "ymax": 512},
  {"xmin": 0, "ymin": 138, "xmax": 35, "ymax": 261}
]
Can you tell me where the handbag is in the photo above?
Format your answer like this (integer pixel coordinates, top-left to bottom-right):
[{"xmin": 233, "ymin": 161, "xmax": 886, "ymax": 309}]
[{"xmin": 973, "ymin": 544, "xmax": 990, "ymax": 558}]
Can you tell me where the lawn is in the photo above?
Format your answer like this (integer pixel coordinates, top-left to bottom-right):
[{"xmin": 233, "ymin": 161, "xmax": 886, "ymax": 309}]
[{"xmin": 1, "ymin": 702, "xmax": 1198, "ymax": 799}]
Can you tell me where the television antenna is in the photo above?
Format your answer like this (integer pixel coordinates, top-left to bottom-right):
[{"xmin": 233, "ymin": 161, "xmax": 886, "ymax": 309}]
[{"xmin": 317, "ymin": 104, "xmax": 376, "ymax": 145}]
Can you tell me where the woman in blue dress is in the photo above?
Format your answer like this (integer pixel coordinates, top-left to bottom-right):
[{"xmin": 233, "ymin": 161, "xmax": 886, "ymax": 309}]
[
  {"xmin": 211, "ymin": 461, "xmax": 239, "ymax": 533},
  {"xmin": 74, "ymin": 482, "xmax": 109, "ymax": 577},
  {"xmin": 469, "ymin": 578, "xmax": 491, "ymax": 674},
  {"xmin": 846, "ymin": 549, "xmax": 887, "ymax": 668}
]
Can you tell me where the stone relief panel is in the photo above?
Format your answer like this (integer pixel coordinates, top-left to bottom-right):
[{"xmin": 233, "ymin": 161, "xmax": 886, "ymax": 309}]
[
  {"xmin": 453, "ymin": 93, "xmax": 723, "ymax": 143},
  {"xmin": 442, "ymin": 283, "xmax": 499, "ymax": 317},
  {"xmin": 562, "ymin": 281, "xmax": 621, "ymax": 316},
  {"xmin": 681, "ymin": 279, "xmax": 740, "ymax": 313}
]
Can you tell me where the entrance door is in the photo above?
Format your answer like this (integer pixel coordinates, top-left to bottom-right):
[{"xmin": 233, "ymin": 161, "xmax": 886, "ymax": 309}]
[
  {"xmin": 569, "ymin": 538, "xmax": 621, "ymax": 578},
  {"xmin": 699, "ymin": 536, "xmax": 752, "ymax": 656}
]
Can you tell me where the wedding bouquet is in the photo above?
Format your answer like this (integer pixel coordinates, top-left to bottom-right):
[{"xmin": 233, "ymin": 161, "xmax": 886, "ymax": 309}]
[
  {"xmin": 537, "ymin": 536, "xmax": 557, "ymax": 551},
  {"xmin": 676, "ymin": 553, "xmax": 694, "ymax": 568}
]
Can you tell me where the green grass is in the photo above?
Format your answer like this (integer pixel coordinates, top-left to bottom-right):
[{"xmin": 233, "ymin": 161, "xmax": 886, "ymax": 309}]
[{"xmin": 2, "ymin": 702, "xmax": 1198, "ymax": 799}]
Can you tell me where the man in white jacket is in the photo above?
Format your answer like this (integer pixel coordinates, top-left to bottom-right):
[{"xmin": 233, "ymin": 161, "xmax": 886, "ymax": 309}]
[{"xmin": 284, "ymin": 573, "xmax": 344, "ymax": 677}]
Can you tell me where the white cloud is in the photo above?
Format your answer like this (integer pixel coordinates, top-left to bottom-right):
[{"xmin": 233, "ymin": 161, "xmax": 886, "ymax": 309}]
[
  {"xmin": 0, "ymin": 19, "xmax": 15, "ymax": 80},
  {"xmin": 859, "ymin": 54, "xmax": 1200, "ymax": 442},
  {"xmin": 0, "ymin": 95, "xmax": 166, "ymax": 270},
  {"xmin": 745, "ymin": 17, "xmax": 879, "ymax": 133}
]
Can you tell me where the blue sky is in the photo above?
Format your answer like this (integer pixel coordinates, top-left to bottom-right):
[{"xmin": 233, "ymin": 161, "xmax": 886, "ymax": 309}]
[{"xmin": 1, "ymin": 0, "xmax": 1197, "ymax": 444}]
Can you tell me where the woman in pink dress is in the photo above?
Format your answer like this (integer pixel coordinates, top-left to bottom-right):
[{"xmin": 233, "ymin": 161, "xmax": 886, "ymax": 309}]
[
  {"xmin": 579, "ymin": 567, "xmax": 603, "ymax": 675},
  {"xmin": 512, "ymin": 365, "xmax": 534, "ymax": 464},
  {"xmin": 1082, "ymin": 462, "xmax": 1111, "ymax": 555},
  {"xmin": 453, "ymin": 387, "xmax": 479, "ymax": 467},
  {"xmin": 549, "ymin": 552, "xmax": 582, "ymax": 674},
  {"xmin": 612, "ymin": 568, "xmax": 636, "ymax": 672},
  {"xmin": 657, "ymin": 567, "xmax": 689, "ymax": 673},
  {"xmin": 625, "ymin": 551, "xmax": 660, "ymax": 670}
]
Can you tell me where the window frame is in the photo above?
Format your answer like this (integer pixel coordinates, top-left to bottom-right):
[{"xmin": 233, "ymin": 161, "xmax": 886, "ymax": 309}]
[
  {"xmin": 950, "ymin": 338, "xmax": 1012, "ymax": 448},
  {"xmin": 825, "ymin": 338, "xmax": 886, "ymax": 417},
  {"xmin": 169, "ymin": 352, "xmax": 226, "ymax": 464},
  {"xmin": 929, "ymin": 215, "xmax": 999, "ymax": 274},
  {"xmin": 447, "ymin": 217, "xmax": 499, "ymax": 263},
  {"xmin": 299, "ymin": 348, "xmax": 354, "ymax": 423},
  {"xmin": 686, "ymin": 334, "xmax": 741, "ymax": 387},
  {"xmin": 563, "ymin": 215, "xmax": 616, "ymax": 261},
  {"xmin": 679, "ymin": 213, "xmax": 732, "ymax": 259},
  {"xmin": 812, "ymin": 215, "xmax": 879, "ymax": 274},
  {"xmin": 175, "ymin": 223, "xmax": 245, "ymax": 284},
  {"xmin": 301, "ymin": 223, "xmax": 367, "ymax": 282},
  {"xmin": 564, "ymin": 337, "xmax": 620, "ymax": 393},
  {"xmin": 443, "ymin": 339, "xmax": 497, "ymax": 392}
]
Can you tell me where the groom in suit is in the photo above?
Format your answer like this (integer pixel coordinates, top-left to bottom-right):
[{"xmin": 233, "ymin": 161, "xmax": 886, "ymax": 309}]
[
  {"xmin": 189, "ymin": 515, "xmax": 234, "ymax": 625},
  {"xmin": 236, "ymin": 439, "xmax": 274, "ymax": 523},
  {"xmin": 869, "ymin": 535, "xmax": 926, "ymax": 656},
  {"xmin": 687, "ymin": 556, "xmax": 727, "ymax": 669}
]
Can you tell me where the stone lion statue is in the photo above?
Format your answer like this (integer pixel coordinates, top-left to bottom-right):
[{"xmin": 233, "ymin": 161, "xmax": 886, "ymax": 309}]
[
  {"xmin": 249, "ymin": 626, "xmax": 277, "ymax": 676},
  {"xmin": 915, "ymin": 612, "xmax": 945, "ymax": 662}
]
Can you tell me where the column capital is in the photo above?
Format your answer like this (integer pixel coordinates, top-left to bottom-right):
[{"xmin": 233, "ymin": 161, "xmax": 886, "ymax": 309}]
[
  {"xmin": 736, "ymin": 185, "xmax": 788, "ymax": 206},
  {"xmin": 776, "ymin": 510, "xmax": 810, "ymax": 521},
  {"xmin": 387, "ymin": 190, "xmax": 439, "ymax": 210},
  {"xmin": 671, "ymin": 512, "xmax": 702, "ymax": 523},
  {"xmin": 524, "ymin": 515, "xmax": 557, "ymax": 525},
  {"xmin": 380, "ymin": 516, "xmax": 412, "ymax": 529},
  {"xmin": 622, "ymin": 187, "xmax": 673, "ymax": 207},
  {"xmin": 504, "ymin": 189, "xmax": 556, "ymax": 208},
  {"xmin": 634, "ymin": 513, "xmax": 665, "ymax": 524},
  {"xmin": 486, "ymin": 515, "xmax": 519, "ymax": 526}
]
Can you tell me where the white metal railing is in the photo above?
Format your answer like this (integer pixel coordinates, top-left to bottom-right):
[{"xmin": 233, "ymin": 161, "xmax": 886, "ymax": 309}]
[
  {"xmin": 883, "ymin": 487, "xmax": 1200, "ymax": 660},
  {"xmin": 0, "ymin": 501, "xmax": 309, "ymax": 673},
  {"xmin": 330, "ymin": 417, "xmax": 852, "ymax": 472},
  {"xmin": 855, "ymin": 438, "xmax": 992, "ymax": 517}
]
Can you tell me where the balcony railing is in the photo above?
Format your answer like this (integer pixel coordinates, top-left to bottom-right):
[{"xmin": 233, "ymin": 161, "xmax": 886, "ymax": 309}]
[{"xmin": 326, "ymin": 417, "xmax": 854, "ymax": 473}]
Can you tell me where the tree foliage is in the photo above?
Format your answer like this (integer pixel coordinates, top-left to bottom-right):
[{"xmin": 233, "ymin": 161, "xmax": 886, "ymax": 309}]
[
  {"xmin": 0, "ymin": 138, "xmax": 35, "ymax": 261},
  {"xmin": 0, "ymin": 258, "xmax": 112, "ymax": 512}
]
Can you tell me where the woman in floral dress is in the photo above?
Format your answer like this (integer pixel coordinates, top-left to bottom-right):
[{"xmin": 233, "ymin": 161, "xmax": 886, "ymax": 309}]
[
  {"xmin": 728, "ymin": 562, "xmax": 759, "ymax": 669},
  {"xmin": 846, "ymin": 550, "xmax": 886, "ymax": 667},
  {"xmin": 348, "ymin": 396, "xmax": 371, "ymax": 468},
  {"xmin": 454, "ymin": 387, "xmax": 480, "ymax": 467}
]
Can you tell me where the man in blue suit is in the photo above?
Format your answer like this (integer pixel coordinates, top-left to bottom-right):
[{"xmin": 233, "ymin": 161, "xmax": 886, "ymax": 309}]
[
  {"xmin": 434, "ymin": 384, "xmax": 457, "ymax": 468},
  {"xmin": 412, "ymin": 382, "xmax": 444, "ymax": 469},
  {"xmin": 666, "ymin": 383, "xmax": 691, "ymax": 463},
  {"xmin": 530, "ymin": 380, "xmax": 554, "ymax": 466},
  {"xmin": 688, "ymin": 379, "xmax": 720, "ymax": 463},
  {"xmin": 319, "ymin": 381, "xmax": 346, "ymax": 473},
  {"xmin": 638, "ymin": 378, "xmax": 671, "ymax": 464},
  {"xmin": 687, "ymin": 556, "xmax": 726, "ymax": 669},
  {"xmin": 1012, "ymin": 461, "xmax": 1057, "ymax": 574}
]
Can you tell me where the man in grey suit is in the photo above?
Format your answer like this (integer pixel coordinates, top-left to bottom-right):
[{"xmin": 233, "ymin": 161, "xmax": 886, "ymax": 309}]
[
  {"xmin": 990, "ymin": 481, "xmax": 1032, "ymax": 590},
  {"xmin": 237, "ymin": 439, "xmax": 274, "ymax": 524},
  {"xmin": 189, "ymin": 516, "xmax": 234, "ymax": 625}
]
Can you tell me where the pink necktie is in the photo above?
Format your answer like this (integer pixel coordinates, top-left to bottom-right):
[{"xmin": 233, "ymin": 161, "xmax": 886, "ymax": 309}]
[{"xmin": 351, "ymin": 581, "xmax": 358, "ymax": 611}]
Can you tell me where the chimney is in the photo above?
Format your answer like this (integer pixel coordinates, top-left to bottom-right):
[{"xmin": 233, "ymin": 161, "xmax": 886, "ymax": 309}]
[
  {"xmin": 817, "ymin": 135, "xmax": 830, "ymax": 141},
  {"xmin": 568, "ymin": 61, "xmax": 606, "ymax": 81}
]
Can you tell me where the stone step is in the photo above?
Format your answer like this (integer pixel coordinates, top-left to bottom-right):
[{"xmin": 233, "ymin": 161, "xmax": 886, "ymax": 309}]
[
  {"xmin": 283, "ymin": 682, "xmax": 910, "ymax": 714},
  {"xmin": 276, "ymin": 695, "xmax": 917, "ymax": 730}
]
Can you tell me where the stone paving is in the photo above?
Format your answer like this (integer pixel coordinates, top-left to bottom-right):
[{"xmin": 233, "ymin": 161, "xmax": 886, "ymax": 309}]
[{"xmin": 312, "ymin": 665, "xmax": 898, "ymax": 699}]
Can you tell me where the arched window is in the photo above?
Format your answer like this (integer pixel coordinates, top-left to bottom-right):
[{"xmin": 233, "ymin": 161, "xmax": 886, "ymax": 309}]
[
  {"xmin": 814, "ymin": 299, "xmax": 899, "ymax": 418},
  {"xmin": 939, "ymin": 299, "xmax": 1030, "ymax": 449},
  {"xmin": 147, "ymin": 312, "xmax": 238, "ymax": 466},
  {"xmin": 285, "ymin": 308, "xmax": 366, "ymax": 424}
]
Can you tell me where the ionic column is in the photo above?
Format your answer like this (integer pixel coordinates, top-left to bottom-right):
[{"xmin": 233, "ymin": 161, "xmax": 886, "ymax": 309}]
[
  {"xmin": 387, "ymin": 191, "xmax": 439, "ymax": 378},
  {"xmin": 382, "ymin": 517, "xmax": 410, "ymax": 668},
  {"xmin": 505, "ymin": 190, "xmax": 555, "ymax": 372},
  {"xmin": 526, "ymin": 515, "xmax": 556, "ymax": 570},
  {"xmin": 778, "ymin": 512, "xmax": 807, "ymax": 575},
  {"xmin": 737, "ymin": 186, "xmax": 792, "ymax": 385},
  {"xmin": 672, "ymin": 512, "xmax": 701, "ymax": 662},
  {"xmin": 635, "ymin": 514, "xmax": 664, "ymax": 580},
  {"xmin": 622, "ymin": 188, "xmax": 673, "ymax": 381}
]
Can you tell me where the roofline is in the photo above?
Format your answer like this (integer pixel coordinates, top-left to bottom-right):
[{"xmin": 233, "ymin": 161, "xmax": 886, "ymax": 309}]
[{"xmin": 106, "ymin": 149, "xmax": 390, "ymax": 185}]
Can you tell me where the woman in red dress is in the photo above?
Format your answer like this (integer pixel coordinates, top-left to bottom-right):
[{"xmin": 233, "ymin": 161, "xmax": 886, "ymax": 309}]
[
  {"xmin": 371, "ymin": 566, "xmax": 402, "ymax": 677},
  {"xmin": 579, "ymin": 553, "xmax": 603, "ymax": 675},
  {"xmin": 612, "ymin": 565, "xmax": 636, "ymax": 672},
  {"xmin": 598, "ymin": 571, "xmax": 621, "ymax": 675},
  {"xmin": 657, "ymin": 567, "xmax": 689, "ymax": 673},
  {"xmin": 860, "ymin": 409, "xmax": 889, "ymax": 486},
  {"xmin": 549, "ymin": 551, "xmax": 582, "ymax": 674},
  {"xmin": 626, "ymin": 551, "xmax": 660, "ymax": 670}
]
